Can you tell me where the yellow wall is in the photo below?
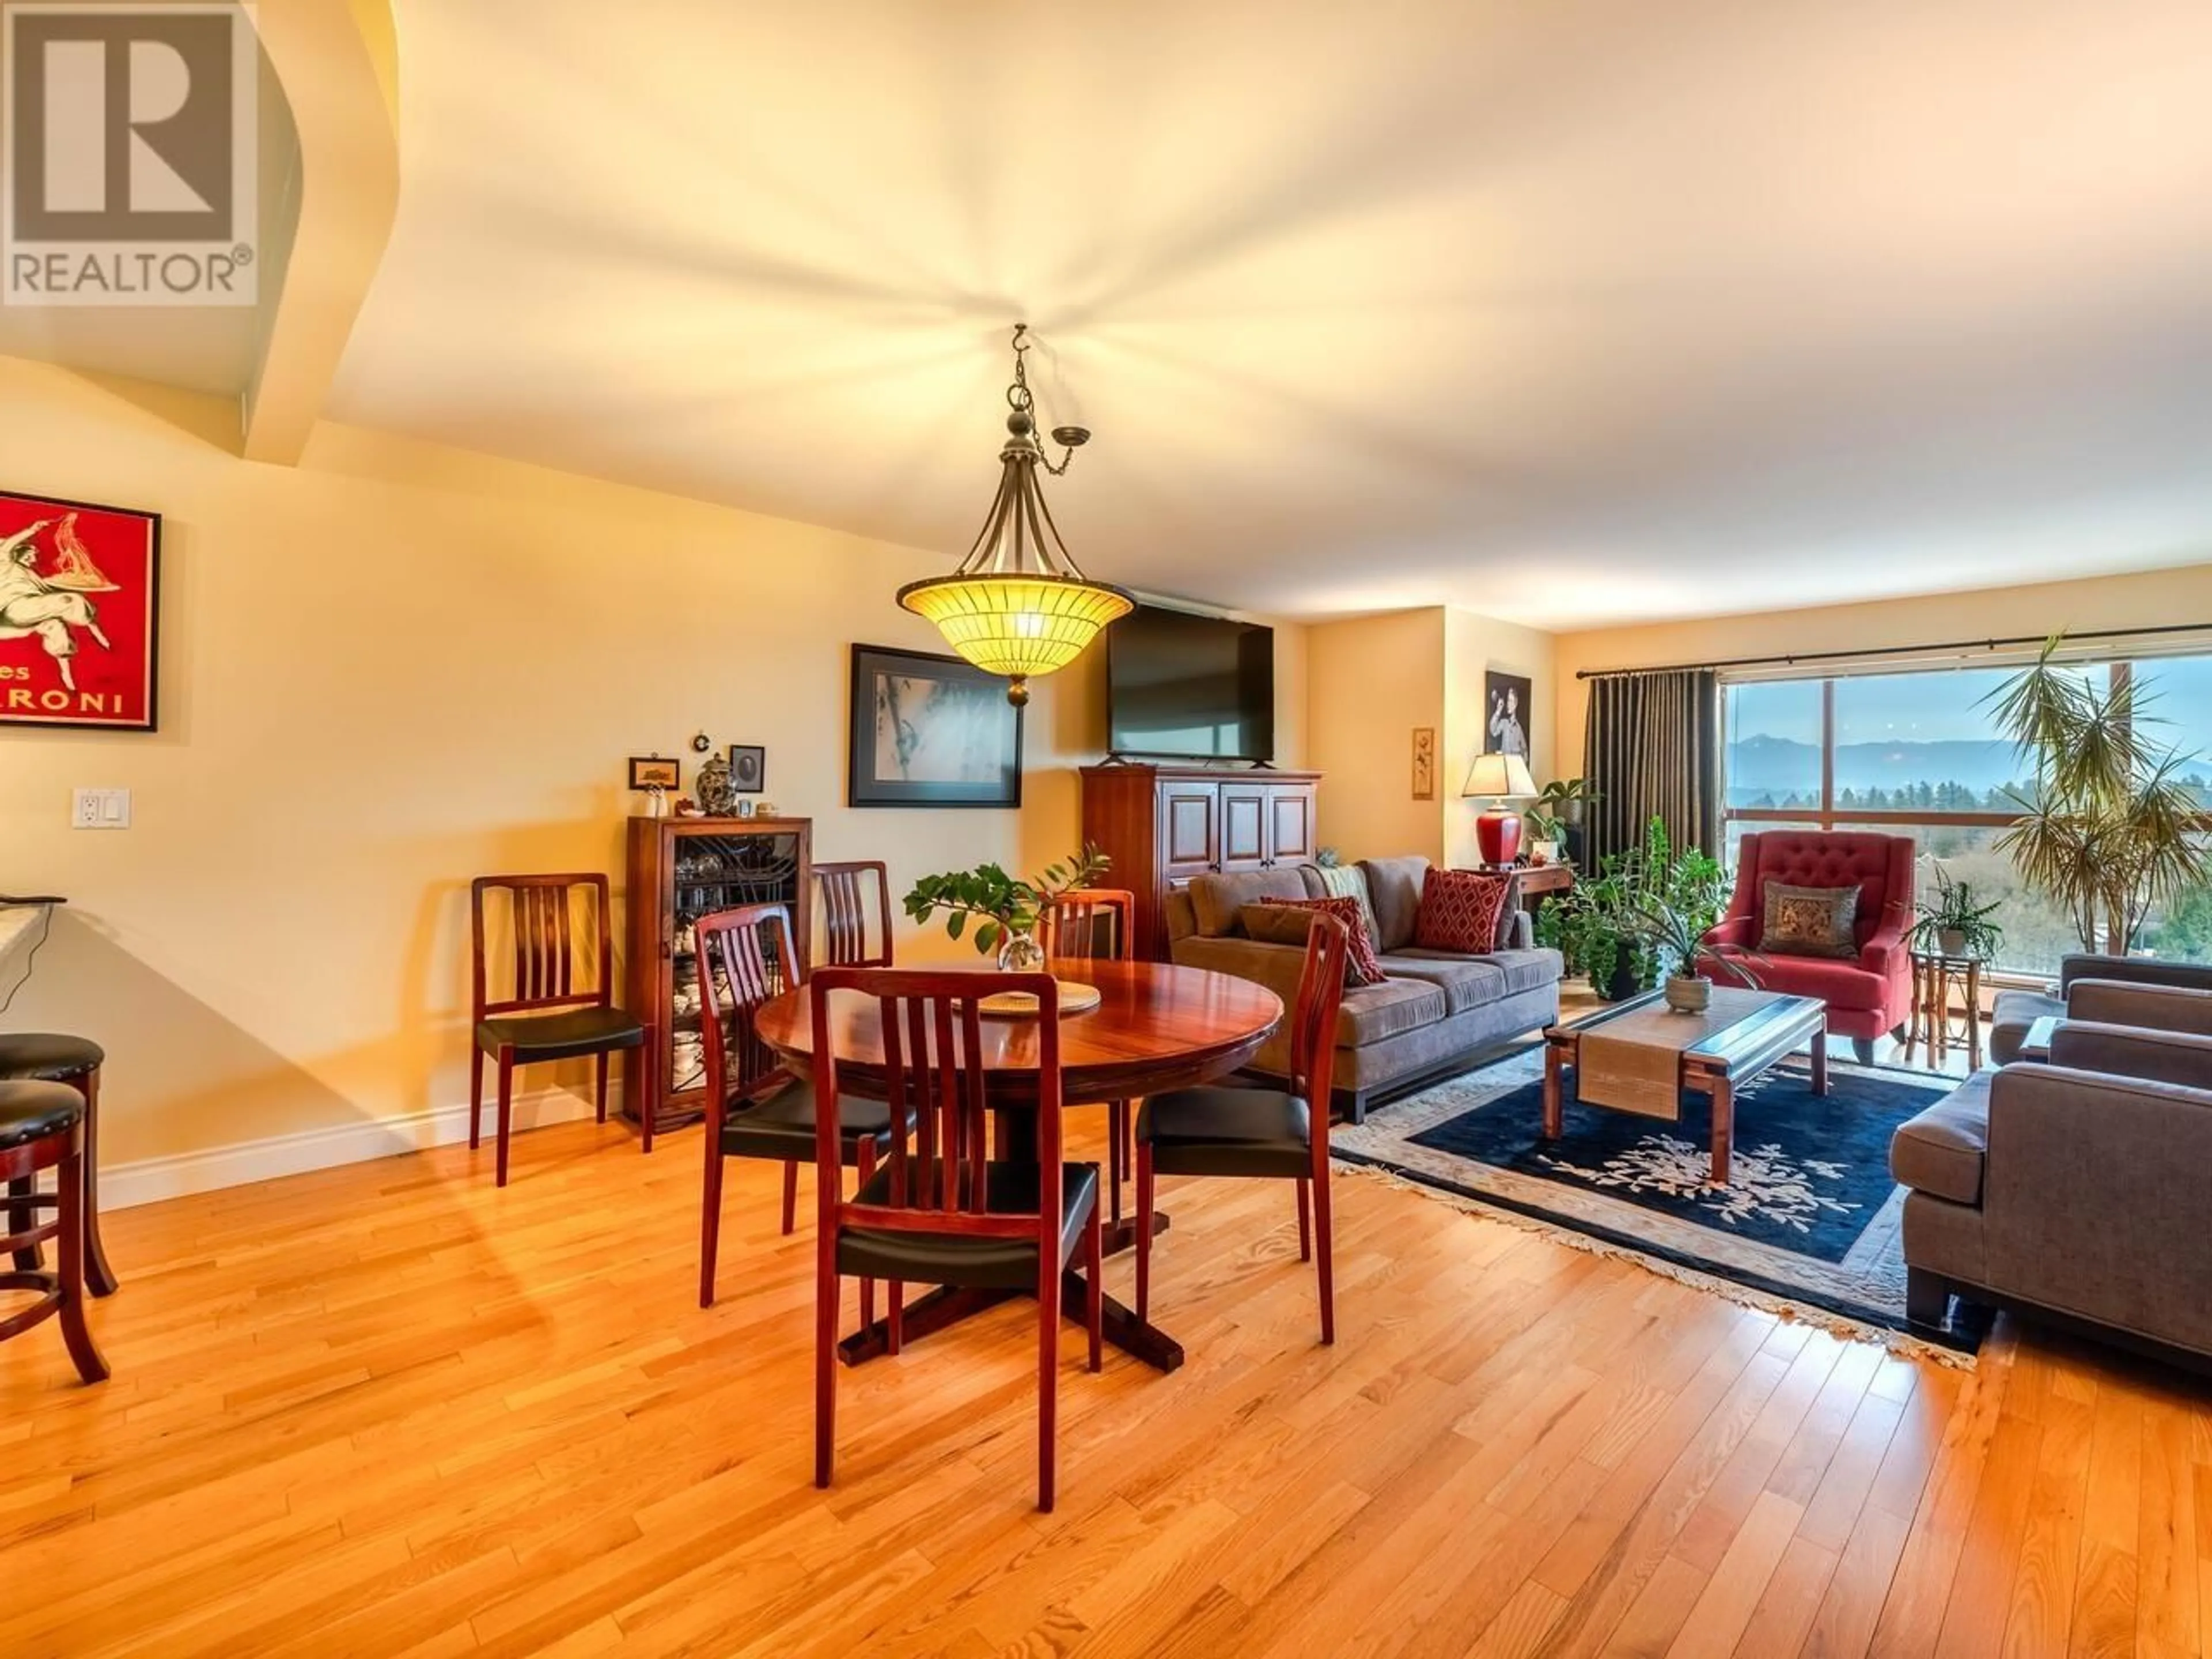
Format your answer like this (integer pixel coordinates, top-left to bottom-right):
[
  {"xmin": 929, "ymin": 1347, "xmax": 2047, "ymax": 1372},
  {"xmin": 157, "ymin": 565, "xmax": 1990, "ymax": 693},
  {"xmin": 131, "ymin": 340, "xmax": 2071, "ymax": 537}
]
[
  {"xmin": 1306, "ymin": 609, "xmax": 1445, "ymax": 861},
  {"xmin": 1306, "ymin": 604, "xmax": 1555, "ymax": 866},
  {"xmin": 1442, "ymin": 606, "xmax": 1555, "ymax": 870},
  {"xmin": 1553, "ymin": 562, "xmax": 2212, "ymax": 781},
  {"xmin": 0, "ymin": 359, "xmax": 1304, "ymax": 1174}
]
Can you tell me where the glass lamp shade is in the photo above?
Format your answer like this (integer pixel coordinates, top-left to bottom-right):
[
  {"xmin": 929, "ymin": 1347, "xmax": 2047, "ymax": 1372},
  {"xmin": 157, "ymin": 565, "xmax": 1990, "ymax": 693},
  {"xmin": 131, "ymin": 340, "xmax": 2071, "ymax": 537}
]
[
  {"xmin": 897, "ymin": 571, "xmax": 1134, "ymax": 699},
  {"xmin": 1461, "ymin": 752, "xmax": 1539, "ymax": 801}
]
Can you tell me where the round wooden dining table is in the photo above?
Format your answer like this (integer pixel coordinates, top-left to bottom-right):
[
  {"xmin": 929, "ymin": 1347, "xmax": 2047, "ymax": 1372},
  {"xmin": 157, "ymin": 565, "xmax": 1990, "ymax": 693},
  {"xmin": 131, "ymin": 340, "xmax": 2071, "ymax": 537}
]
[{"xmin": 753, "ymin": 958, "xmax": 1283, "ymax": 1373}]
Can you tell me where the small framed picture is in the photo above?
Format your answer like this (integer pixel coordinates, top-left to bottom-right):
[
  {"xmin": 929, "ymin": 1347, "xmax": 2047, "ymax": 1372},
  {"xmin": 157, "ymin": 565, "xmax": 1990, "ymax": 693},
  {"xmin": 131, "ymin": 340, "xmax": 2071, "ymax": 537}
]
[
  {"xmin": 1411, "ymin": 726, "xmax": 1437, "ymax": 801},
  {"xmin": 628, "ymin": 755, "xmax": 680, "ymax": 790},
  {"xmin": 728, "ymin": 744, "xmax": 765, "ymax": 793}
]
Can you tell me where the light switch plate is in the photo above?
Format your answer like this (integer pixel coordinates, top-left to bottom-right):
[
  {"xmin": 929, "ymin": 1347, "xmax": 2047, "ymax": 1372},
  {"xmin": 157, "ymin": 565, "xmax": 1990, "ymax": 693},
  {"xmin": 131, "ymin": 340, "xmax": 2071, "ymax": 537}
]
[{"xmin": 72, "ymin": 787, "xmax": 130, "ymax": 828}]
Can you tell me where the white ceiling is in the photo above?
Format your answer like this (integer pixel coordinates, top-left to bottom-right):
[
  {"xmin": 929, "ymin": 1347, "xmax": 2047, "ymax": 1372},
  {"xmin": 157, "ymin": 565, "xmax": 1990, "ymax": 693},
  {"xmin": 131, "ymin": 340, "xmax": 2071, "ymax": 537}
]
[{"xmin": 321, "ymin": 0, "xmax": 2212, "ymax": 629}]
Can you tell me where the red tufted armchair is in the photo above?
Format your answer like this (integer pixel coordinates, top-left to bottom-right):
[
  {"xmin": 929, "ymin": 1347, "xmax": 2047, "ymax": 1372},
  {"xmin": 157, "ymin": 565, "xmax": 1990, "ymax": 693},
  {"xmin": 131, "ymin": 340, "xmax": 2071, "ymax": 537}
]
[{"xmin": 1698, "ymin": 831, "xmax": 1916, "ymax": 1063}]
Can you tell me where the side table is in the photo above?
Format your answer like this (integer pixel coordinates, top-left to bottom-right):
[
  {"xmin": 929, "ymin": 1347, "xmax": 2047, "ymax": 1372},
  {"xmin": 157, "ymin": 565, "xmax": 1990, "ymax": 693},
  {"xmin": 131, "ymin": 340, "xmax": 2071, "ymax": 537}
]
[{"xmin": 1907, "ymin": 949, "xmax": 1985, "ymax": 1070}]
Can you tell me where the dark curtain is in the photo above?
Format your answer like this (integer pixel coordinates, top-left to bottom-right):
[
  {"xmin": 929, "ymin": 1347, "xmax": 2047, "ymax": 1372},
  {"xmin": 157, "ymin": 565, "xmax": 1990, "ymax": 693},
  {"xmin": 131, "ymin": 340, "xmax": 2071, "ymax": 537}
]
[{"xmin": 1582, "ymin": 668, "xmax": 1722, "ymax": 866}]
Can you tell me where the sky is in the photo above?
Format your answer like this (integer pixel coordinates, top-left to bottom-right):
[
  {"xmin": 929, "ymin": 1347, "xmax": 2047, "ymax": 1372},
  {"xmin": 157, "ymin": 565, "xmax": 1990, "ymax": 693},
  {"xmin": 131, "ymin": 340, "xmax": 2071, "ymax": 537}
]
[{"xmin": 1728, "ymin": 658, "xmax": 2212, "ymax": 761}]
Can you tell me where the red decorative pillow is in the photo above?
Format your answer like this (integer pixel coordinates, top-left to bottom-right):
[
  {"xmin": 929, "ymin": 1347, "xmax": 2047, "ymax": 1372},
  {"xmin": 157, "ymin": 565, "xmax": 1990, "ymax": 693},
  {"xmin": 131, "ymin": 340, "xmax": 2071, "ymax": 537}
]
[
  {"xmin": 1258, "ymin": 895, "xmax": 1389, "ymax": 987},
  {"xmin": 1414, "ymin": 868, "xmax": 1512, "ymax": 954}
]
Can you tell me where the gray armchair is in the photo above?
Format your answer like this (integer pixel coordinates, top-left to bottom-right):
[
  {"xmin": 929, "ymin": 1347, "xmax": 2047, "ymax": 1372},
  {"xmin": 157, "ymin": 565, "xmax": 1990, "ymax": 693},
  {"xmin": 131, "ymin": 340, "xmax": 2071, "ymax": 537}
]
[
  {"xmin": 1891, "ymin": 1021, "xmax": 2212, "ymax": 1360},
  {"xmin": 1990, "ymin": 953, "xmax": 2212, "ymax": 1063}
]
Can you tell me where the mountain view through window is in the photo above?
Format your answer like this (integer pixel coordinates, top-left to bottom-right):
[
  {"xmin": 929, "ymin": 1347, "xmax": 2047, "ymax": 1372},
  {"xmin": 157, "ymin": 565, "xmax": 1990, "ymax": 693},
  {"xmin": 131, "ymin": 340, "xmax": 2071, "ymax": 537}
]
[{"xmin": 1724, "ymin": 658, "xmax": 2212, "ymax": 973}]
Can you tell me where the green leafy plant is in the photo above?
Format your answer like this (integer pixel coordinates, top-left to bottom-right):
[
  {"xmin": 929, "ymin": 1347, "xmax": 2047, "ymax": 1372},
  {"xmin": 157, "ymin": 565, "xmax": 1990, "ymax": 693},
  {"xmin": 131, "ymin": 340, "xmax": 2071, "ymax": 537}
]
[
  {"xmin": 903, "ymin": 845, "xmax": 1111, "ymax": 958},
  {"xmin": 1548, "ymin": 816, "xmax": 1753, "ymax": 999},
  {"xmin": 1986, "ymin": 638, "xmax": 2209, "ymax": 955},
  {"xmin": 1524, "ymin": 777, "xmax": 1599, "ymax": 847},
  {"xmin": 1910, "ymin": 863, "xmax": 2005, "ymax": 960}
]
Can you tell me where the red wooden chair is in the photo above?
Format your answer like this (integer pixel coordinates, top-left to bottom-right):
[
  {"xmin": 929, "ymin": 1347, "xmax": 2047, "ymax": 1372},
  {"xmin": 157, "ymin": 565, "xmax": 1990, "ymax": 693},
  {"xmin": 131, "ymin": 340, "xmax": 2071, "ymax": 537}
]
[
  {"xmin": 469, "ymin": 874, "xmax": 649, "ymax": 1187},
  {"xmin": 1135, "ymin": 912, "xmax": 1350, "ymax": 1342},
  {"xmin": 809, "ymin": 967, "xmax": 1103, "ymax": 1512},
  {"xmin": 694, "ymin": 904, "xmax": 899, "ymax": 1310},
  {"xmin": 813, "ymin": 861, "xmax": 895, "ymax": 968},
  {"xmin": 1040, "ymin": 888, "xmax": 1139, "ymax": 1221}
]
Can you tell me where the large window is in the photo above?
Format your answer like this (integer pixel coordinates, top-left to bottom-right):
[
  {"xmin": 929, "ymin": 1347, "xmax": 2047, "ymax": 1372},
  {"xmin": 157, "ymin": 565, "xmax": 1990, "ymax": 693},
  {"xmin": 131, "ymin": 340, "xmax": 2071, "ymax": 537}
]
[{"xmin": 1723, "ymin": 654, "xmax": 2212, "ymax": 975}]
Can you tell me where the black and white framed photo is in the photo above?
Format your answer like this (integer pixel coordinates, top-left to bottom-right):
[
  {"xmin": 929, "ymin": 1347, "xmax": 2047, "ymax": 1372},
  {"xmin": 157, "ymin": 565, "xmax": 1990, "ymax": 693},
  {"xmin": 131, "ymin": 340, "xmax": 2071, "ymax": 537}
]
[
  {"xmin": 1483, "ymin": 669, "xmax": 1532, "ymax": 761},
  {"xmin": 727, "ymin": 744, "xmax": 765, "ymax": 793},
  {"xmin": 847, "ymin": 643, "xmax": 1023, "ymax": 809}
]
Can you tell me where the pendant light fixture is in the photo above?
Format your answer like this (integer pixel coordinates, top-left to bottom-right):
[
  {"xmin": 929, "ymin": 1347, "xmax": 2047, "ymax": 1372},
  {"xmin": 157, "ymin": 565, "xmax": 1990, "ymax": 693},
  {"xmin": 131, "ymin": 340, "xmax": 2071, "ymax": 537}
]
[{"xmin": 898, "ymin": 324, "xmax": 1133, "ymax": 707}]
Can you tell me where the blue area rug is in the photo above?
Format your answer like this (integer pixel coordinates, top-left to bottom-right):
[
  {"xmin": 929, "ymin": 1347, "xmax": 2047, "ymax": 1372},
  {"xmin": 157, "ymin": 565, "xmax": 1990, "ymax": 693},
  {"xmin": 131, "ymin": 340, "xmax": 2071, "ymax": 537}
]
[
  {"xmin": 1331, "ymin": 1040, "xmax": 1979, "ymax": 1352},
  {"xmin": 1406, "ymin": 1057, "xmax": 1945, "ymax": 1263}
]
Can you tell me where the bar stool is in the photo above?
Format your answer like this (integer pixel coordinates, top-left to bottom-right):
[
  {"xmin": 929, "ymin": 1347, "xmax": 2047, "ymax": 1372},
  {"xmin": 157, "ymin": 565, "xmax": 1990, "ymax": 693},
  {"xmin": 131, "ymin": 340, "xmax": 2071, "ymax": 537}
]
[
  {"xmin": 0, "ymin": 1035, "xmax": 116, "ymax": 1296},
  {"xmin": 0, "ymin": 1079, "xmax": 108, "ymax": 1384}
]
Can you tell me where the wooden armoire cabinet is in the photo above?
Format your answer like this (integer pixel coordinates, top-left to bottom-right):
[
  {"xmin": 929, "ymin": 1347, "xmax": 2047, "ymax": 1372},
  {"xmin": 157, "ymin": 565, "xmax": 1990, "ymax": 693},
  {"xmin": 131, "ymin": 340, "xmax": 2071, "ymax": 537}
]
[
  {"xmin": 624, "ymin": 815, "xmax": 812, "ymax": 1135},
  {"xmin": 1080, "ymin": 765, "xmax": 1321, "ymax": 960}
]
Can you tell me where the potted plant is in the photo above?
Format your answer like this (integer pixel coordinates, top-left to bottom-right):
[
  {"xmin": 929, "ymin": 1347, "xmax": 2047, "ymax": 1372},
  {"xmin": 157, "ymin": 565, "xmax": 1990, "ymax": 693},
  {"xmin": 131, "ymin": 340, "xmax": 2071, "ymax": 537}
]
[
  {"xmin": 1986, "ymin": 638, "xmax": 2208, "ymax": 954},
  {"xmin": 1911, "ymin": 864, "xmax": 2005, "ymax": 960},
  {"xmin": 1546, "ymin": 816, "xmax": 1751, "ymax": 1007},
  {"xmin": 903, "ymin": 846, "xmax": 1111, "ymax": 969}
]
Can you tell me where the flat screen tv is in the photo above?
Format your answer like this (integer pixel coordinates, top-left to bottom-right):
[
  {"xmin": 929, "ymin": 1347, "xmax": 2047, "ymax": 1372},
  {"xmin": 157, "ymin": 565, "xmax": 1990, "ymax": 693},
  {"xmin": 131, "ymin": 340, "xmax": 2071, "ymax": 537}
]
[{"xmin": 1107, "ymin": 605, "xmax": 1275, "ymax": 762}]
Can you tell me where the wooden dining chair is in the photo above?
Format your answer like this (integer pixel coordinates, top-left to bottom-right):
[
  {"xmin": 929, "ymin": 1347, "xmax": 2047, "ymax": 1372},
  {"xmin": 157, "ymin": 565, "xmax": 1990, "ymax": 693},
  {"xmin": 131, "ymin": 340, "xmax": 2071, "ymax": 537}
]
[
  {"xmin": 1040, "ymin": 888, "xmax": 1138, "ymax": 1221},
  {"xmin": 810, "ymin": 966, "xmax": 1103, "ymax": 1512},
  {"xmin": 813, "ymin": 861, "xmax": 894, "ymax": 968},
  {"xmin": 470, "ymin": 874, "xmax": 650, "ymax": 1187},
  {"xmin": 694, "ymin": 904, "xmax": 900, "ymax": 1310},
  {"xmin": 1135, "ymin": 912, "xmax": 1350, "ymax": 1342}
]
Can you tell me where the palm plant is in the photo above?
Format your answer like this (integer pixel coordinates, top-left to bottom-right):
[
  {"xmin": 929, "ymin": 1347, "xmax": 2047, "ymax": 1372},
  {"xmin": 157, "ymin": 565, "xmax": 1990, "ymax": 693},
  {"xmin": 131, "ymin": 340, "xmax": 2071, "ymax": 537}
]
[{"xmin": 1986, "ymin": 638, "xmax": 2207, "ymax": 955}]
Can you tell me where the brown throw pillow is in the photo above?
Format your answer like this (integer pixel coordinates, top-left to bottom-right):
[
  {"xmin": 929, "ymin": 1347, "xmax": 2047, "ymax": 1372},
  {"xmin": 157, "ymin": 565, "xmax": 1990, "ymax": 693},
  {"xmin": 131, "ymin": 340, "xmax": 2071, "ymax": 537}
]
[
  {"xmin": 1256, "ymin": 896, "xmax": 1390, "ymax": 987},
  {"xmin": 1759, "ymin": 880, "xmax": 1861, "ymax": 959}
]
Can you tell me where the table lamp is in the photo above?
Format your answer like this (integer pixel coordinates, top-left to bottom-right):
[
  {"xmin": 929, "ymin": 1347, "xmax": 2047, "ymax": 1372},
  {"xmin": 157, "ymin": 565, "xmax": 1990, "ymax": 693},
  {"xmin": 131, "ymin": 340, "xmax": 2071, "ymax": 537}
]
[{"xmin": 1461, "ymin": 752, "xmax": 1539, "ymax": 867}]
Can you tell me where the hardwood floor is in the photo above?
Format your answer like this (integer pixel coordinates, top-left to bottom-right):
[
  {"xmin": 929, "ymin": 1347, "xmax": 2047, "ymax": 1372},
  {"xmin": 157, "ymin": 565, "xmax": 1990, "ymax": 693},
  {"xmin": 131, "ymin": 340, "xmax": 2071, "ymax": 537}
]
[{"xmin": 3, "ymin": 1101, "xmax": 2207, "ymax": 1657}]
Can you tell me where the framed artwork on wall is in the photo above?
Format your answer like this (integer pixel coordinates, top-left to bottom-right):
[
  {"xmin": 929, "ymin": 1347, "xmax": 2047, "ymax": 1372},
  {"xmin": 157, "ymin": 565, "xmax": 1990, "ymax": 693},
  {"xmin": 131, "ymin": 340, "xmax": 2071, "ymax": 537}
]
[
  {"xmin": 1411, "ymin": 725, "xmax": 1437, "ymax": 800},
  {"xmin": 848, "ymin": 643, "xmax": 1024, "ymax": 809},
  {"xmin": 1484, "ymin": 669, "xmax": 1532, "ymax": 761},
  {"xmin": 0, "ymin": 487, "xmax": 161, "ymax": 731},
  {"xmin": 728, "ymin": 744, "xmax": 765, "ymax": 793},
  {"xmin": 628, "ymin": 755, "xmax": 681, "ymax": 790}
]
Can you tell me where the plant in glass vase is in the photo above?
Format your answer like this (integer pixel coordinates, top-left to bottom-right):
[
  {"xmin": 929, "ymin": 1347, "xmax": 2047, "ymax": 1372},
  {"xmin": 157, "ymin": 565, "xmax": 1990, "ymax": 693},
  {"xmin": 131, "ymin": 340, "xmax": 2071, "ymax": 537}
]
[{"xmin": 903, "ymin": 846, "xmax": 1111, "ymax": 970}]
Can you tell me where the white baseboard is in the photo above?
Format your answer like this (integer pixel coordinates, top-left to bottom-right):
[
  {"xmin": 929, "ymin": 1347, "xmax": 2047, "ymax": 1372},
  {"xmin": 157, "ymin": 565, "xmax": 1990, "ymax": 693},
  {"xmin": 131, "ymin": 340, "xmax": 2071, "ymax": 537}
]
[{"xmin": 99, "ymin": 1083, "xmax": 622, "ymax": 1210}]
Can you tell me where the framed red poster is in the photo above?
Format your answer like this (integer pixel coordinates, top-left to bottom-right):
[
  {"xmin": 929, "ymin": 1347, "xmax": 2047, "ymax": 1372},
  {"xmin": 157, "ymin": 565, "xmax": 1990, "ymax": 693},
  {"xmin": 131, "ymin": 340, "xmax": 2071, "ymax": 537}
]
[{"xmin": 0, "ymin": 488, "xmax": 161, "ymax": 731}]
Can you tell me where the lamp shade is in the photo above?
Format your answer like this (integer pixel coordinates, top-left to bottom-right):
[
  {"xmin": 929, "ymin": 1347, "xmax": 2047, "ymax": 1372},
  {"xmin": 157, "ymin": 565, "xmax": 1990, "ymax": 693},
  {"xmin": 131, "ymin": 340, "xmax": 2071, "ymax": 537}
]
[
  {"xmin": 1461, "ymin": 752, "xmax": 1538, "ymax": 800},
  {"xmin": 897, "ymin": 572, "xmax": 1133, "ymax": 683}
]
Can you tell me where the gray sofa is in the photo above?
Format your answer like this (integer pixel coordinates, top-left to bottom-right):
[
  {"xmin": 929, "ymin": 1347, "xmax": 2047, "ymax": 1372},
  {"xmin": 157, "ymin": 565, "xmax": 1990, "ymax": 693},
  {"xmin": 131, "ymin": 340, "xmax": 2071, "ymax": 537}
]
[
  {"xmin": 1891, "ymin": 1011, "xmax": 2212, "ymax": 1364},
  {"xmin": 1990, "ymin": 952, "xmax": 2212, "ymax": 1063},
  {"xmin": 1164, "ymin": 856, "xmax": 1562, "ymax": 1121}
]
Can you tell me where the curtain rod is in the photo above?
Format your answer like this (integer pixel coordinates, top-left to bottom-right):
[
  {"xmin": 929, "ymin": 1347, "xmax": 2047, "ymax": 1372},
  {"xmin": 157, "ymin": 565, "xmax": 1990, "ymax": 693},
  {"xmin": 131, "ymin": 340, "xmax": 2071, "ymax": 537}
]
[{"xmin": 1574, "ymin": 620, "xmax": 2212, "ymax": 680}]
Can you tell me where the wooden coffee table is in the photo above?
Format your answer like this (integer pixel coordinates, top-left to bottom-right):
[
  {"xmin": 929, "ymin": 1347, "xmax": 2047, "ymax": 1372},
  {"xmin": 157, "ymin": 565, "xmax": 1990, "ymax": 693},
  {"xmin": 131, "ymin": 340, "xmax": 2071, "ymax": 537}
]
[{"xmin": 1541, "ymin": 990, "xmax": 1830, "ymax": 1184}]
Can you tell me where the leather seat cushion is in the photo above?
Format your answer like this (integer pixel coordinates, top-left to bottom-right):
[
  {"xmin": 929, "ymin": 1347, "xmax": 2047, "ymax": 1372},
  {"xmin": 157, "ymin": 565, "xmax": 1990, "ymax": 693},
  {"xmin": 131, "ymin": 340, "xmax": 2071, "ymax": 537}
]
[
  {"xmin": 1889, "ymin": 1070, "xmax": 1991, "ymax": 1205},
  {"xmin": 1138, "ymin": 1086, "xmax": 1312, "ymax": 1179},
  {"xmin": 476, "ymin": 1006, "xmax": 646, "ymax": 1061},
  {"xmin": 836, "ymin": 1160, "xmax": 1100, "ymax": 1291},
  {"xmin": 720, "ymin": 1080, "xmax": 897, "ymax": 1162},
  {"xmin": 0, "ymin": 1032, "xmax": 104, "ymax": 1081},
  {"xmin": 0, "ymin": 1079, "xmax": 85, "ymax": 1148}
]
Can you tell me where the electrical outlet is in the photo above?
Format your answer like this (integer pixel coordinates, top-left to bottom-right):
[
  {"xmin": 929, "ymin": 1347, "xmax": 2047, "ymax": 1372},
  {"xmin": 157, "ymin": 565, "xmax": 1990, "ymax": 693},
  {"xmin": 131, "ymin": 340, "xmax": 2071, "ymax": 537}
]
[{"xmin": 71, "ymin": 787, "xmax": 131, "ymax": 829}]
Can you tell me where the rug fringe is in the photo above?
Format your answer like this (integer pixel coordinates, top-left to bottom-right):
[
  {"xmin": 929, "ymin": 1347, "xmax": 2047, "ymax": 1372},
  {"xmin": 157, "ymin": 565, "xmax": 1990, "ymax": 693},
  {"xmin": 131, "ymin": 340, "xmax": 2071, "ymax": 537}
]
[{"xmin": 1335, "ymin": 1161, "xmax": 1976, "ymax": 1370}]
